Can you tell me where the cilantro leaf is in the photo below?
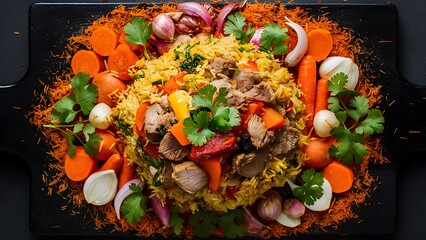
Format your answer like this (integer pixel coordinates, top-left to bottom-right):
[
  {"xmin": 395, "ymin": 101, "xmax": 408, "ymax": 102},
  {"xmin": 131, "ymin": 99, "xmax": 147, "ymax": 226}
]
[
  {"xmin": 224, "ymin": 12, "xmax": 255, "ymax": 43},
  {"xmin": 355, "ymin": 109, "xmax": 385, "ymax": 136},
  {"xmin": 218, "ymin": 209, "xmax": 247, "ymax": 239},
  {"xmin": 330, "ymin": 126, "xmax": 367, "ymax": 165},
  {"xmin": 292, "ymin": 168, "xmax": 324, "ymax": 206},
  {"xmin": 121, "ymin": 192, "xmax": 149, "ymax": 224},
  {"xmin": 189, "ymin": 210, "xmax": 218, "ymax": 238},
  {"xmin": 192, "ymin": 84, "xmax": 216, "ymax": 110},
  {"xmin": 169, "ymin": 205, "xmax": 184, "ymax": 235},
  {"xmin": 328, "ymin": 96, "xmax": 341, "ymax": 112},
  {"xmin": 211, "ymin": 106, "xmax": 241, "ymax": 132},
  {"xmin": 183, "ymin": 111, "xmax": 216, "ymax": 146},
  {"xmin": 83, "ymin": 132, "xmax": 102, "ymax": 157},
  {"xmin": 50, "ymin": 95, "xmax": 78, "ymax": 123},
  {"xmin": 260, "ymin": 23, "xmax": 289, "ymax": 55},
  {"xmin": 63, "ymin": 131, "xmax": 76, "ymax": 158},
  {"xmin": 73, "ymin": 123, "xmax": 84, "ymax": 134},
  {"xmin": 348, "ymin": 96, "xmax": 369, "ymax": 121},
  {"xmin": 71, "ymin": 72, "xmax": 98, "ymax": 115},
  {"xmin": 328, "ymin": 72, "xmax": 357, "ymax": 96},
  {"xmin": 124, "ymin": 18, "xmax": 152, "ymax": 47}
]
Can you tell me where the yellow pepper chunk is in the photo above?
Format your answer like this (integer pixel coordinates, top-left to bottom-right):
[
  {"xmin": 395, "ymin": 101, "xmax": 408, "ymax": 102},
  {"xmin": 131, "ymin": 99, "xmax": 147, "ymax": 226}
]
[{"xmin": 168, "ymin": 90, "xmax": 192, "ymax": 121}]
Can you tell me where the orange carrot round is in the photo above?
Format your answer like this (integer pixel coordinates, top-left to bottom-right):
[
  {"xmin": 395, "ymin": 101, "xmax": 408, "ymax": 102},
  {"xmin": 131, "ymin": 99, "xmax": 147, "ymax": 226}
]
[
  {"xmin": 314, "ymin": 78, "xmax": 330, "ymax": 117},
  {"xmin": 307, "ymin": 29, "xmax": 333, "ymax": 62},
  {"xmin": 94, "ymin": 130, "xmax": 117, "ymax": 161},
  {"xmin": 303, "ymin": 138, "xmax": 333, "ymax": 169},
  {"xmin": 107, "ymin": 43, "xmax": 140, "ymax": 81},
  {"xmin": 118, "ymin": 157, "xmax": 135, "ymax": 189},
  {"xmin": 322, "ymin": 160, "xmax": 354, "ymax": 193},
  {"xmin": 298, "ymin": 55, "xmax": 317, "ymax": 128},
  {"xmin": 99, "ymin": 153, "xmax": 123, "ymax": 174},
  {"xmin": 92, "ymin": 71, "xmax": 127, "ymax": 107},
  {"xmin": 71, "ymin": 50, "xmax": 105, "ymax": 78},
  {"xmin": 90, "ymin": 27, "xmax": 119, "ymax": 57},
  {"xmin": 65, "ymin": 146, "xmax": 98, "ymax": 182}
]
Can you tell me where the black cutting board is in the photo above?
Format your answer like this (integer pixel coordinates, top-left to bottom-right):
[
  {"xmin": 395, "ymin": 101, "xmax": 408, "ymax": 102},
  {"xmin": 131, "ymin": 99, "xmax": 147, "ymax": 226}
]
[{"xmin": 0, "ymin": 2, "xmax": 425, "ymax": 238}]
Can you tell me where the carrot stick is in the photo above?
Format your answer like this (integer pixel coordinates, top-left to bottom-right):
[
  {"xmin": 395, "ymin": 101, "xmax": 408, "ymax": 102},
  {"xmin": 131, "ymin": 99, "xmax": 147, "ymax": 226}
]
[
  {"xmin": 314, "ymin": 78, "xmax": 330, "ymax": 117},
  {"xmin": 164, "ymin": 71, "xmax": 187, "ymax": 95},
  {"xmin": 99, "ymin": 153, "xmax": 123, "ymax": 174},
  {"xmin": 191, "ymin": 157, "xmax": 221, "ymax": 192},
  {"xmin": 261, "ymin": 107, "xmax": 286, "ymax": 130},
  {"xmin": 322, "ymin": 160, "xmax": 354, "ymax": 193},
  {"xmin": 135, "ymin": 102, "xmax": 151, "ymax": 136},
  {"xmin": 298, "ymin": 55, "xmax": 317, "ymax": 128},
  {"xmin": 92, "ymin": 71, "xmax": 127, "ymax": 107},
  {"xmin": 90, "ymin": 27, "xmax": 119, "ymax": 57},
  {"xmin": 107, "ymin": 43, "xmax": 140, "ymax": 81},
  {"xmin": 307, "ymin": 29, "xmax": 333, "ymax": 62},
  {"xmin": 71, "ymin": 50, "xmax": 105, "ymax": 78},
  {"xmin": 303, "ymin": 138, "xmax": 333, "ymax": 169},
  {"xmin": 170, "ymin": 120, "xmax": 191, "ymax": 146},
  {"xmin": 117, "ymin": 156, "xmax": 135, "ymax": 189},
  {"xmin": 65, "ymin": 146, "xmax": 98, "ymax": 182}
]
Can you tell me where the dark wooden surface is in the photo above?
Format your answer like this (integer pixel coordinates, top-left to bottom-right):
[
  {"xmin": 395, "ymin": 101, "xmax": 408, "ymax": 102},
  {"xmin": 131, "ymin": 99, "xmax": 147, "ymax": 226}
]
[{"xmin": 0, "ymin": 1, "xmax": 425, "ymax": 240}]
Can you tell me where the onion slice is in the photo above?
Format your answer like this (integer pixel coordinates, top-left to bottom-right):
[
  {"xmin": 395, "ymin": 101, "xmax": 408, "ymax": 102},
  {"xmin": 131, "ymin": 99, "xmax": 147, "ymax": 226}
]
[
  {"xmin": 276, "ymin": 211, "xmax": 301, "ymax": 228},
  {"xmin": 83, "ymin": 170, "xmax": 117, "ymax": 206},
  {"xmin": 284, "ymin": 17, "xmax": 308, "ymax": 67},
  {"xmin": 249, "ymin": 27, "xmax": 265, "ymax": 47},
  {"xmin": 216, "ymin": 2, "xmax": 238, "ymax": 35},
  {"xmin": 177, "ymin": 2, "xmax": 213, "ymax": 28},
  {"xmin": 150, "ymin": 194, "xmax": 170, "ymax": 226},
  {"xmin": 113, "ymin": 178, "xmax": 144, "ymax": 219},
  {"xmin": 243, "ymin": 207, "xmax": 269, "ymax": 237}
]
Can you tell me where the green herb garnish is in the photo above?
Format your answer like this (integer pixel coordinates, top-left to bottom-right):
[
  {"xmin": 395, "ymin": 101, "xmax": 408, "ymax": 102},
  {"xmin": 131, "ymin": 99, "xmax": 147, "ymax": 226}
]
[
  {"xmin": 121, "ymin": 183, "xmax": 149, "ymax": 224},
  {"xmin": 183, "ymin": 85, "xmax": 241, "ymax": 146},
  {"xmin": 124, "ymin": 18, "xmax": 152, "ymax": 59},
  {"xmin": 327, "ymin": 72, "xmax": 385, "ymax": 165},
  {"xmin": 292, "ymin": 168, "xmax": 324, "ymax": 206},
  {"xmin": 224, "ymin": 12, "xmax": 255, "ymax": 44},
  {"xmin": 260, "ymin": 23, "xmax": 289, "ymax": 55}
]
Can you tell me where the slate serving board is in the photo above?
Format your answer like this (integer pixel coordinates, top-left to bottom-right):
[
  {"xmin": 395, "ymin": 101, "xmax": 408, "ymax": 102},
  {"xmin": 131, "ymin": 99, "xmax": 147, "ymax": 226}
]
[{"xmin": 0, "ymin": 2, "xmax": 425, "ymax": 238}]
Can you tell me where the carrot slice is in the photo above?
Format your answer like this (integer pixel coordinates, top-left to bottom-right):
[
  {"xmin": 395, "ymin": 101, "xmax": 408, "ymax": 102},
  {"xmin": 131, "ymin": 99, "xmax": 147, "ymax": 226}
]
[
  {"xmin": 322, "ymin": 160, "xmax": 354, "ymax": 193},
  {"xmin": 307, "ymin": 29, "xmax": 333, "ymax": 62},
  {"xmin": 92, "ymin": 71, "xmax": 127, "ymax": 107},
  {"xmin": 119, "ymin": 31, "xmax": 142, "ymax": 53},
  {"xmin": 298, "ymin": 55, "xmax": 317, "ymax": 128},
  {"xmin": 99, "ymin": 153, "xmax": 123, "ymax": 174},
  {"xmin": 65, "ymin": 146, "xmax": 98, "ymax": 182},
  {"xmin": 191, "ymin": 157, "xmax": 221, "ymax": 192},
  {"xmin": 238, "ymin": 60, "xmax": 258, "ymax": 71},
  {"xmin": 164, "ymin": 71, "xmax": 187, "ymax": 95},
  {"xmin": 261, "ymin": 107, "xmax": 286, "ymax": 130},
  {"xmin": 135, "ymin": 102, "xmax": 150, "ymax": 137},
  {"xmin": 107, "ymin": 43, "xmax": 140, "ymax": 81},
  {"xmin": 90, "ymin": 27, "xmax": 119, "ymax": 56},
  {"xmin": 118, "ymin": 156, "xmax": 135, "ymax": 189},
  {"xmin": 314, "ymin": 78, "xmax": 330, "ymax": 117},
  {"xmin": 71, "ymin": 50, "xmax": 105, "ymax": 78},
  {"xmin": 170, "ymin": 120, "xmax": 191, "ymax": 146}
]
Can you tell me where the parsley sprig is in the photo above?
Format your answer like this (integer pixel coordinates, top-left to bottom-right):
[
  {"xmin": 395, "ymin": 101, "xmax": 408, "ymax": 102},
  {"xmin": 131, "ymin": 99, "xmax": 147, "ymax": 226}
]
[
  {"xmin": 183, "ymin": 85, "xmax": 241, "ymax": 146},
  {"xmin": 291, "ymin": 168, "xmax": 324, "ymax": 206},
  {"xmin": 44, "ymin": 73, "xmax": 101, "ymax": 157},
  {"xmin": 260, "ymin": 23, "xmax": 289, "ymax": 55},
  {"xmin": 120, "ymin": 183, "xmax": 150, "ymax": 224},
  {"xmin": 124, "ymin": 18, "xmax": 152, "ymax": 59},
  {"xmin": 224, "ymin": 12, "xmax": 255, "ymax": 44},
  {"xmin": 327, "ymin": 73, "xmax": 385, "ymax": 165}
]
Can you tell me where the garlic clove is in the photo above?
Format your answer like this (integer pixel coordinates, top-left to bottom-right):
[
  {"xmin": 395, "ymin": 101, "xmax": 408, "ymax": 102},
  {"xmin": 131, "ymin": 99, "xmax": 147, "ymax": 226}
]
[
  {"xmin": 83, "ymin": 169, "xmax": 118, "ymax": 206},
  {"xmin": 284, "ymin": 17, "xmax": 308, "ymax": 67},
  {"xmin": 89, "ymin": 102, "xmax": 112, "ymax": 130},
  {"xmin": 152, "ymin": 13, "xmax": 175, "ymax": 42}
]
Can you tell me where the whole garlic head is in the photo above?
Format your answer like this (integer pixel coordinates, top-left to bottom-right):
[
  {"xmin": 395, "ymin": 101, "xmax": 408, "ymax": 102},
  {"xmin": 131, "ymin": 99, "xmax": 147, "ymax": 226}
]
[{"xmin": 319, "ymin": 56, "xmax": 359, "ymax": 90}]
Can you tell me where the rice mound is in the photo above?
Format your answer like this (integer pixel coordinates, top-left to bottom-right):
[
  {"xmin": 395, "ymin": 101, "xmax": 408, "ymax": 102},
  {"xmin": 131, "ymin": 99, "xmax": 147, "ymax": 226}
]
[{"xmin": 113, "ymin": 35, "xmax": 307, "ymax": 212}]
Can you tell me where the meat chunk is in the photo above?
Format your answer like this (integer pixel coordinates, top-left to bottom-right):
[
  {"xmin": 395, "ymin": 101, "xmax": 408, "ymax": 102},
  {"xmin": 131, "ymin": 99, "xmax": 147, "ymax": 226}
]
[
  {"xmin": 269, "ymin": 126, "xmax": 300, "ymax": 155},
  {"xmin": 160, "ymin": 160, "xmax": 174, "ymax": 186},
  {"xmin": 159, "ymin": 132, "xmax": 190, "ymax": 161},
  {"xmin": 247, "ymin": 115, "xmax": 274, "ymax": 148},
  {"xmin": 232, "ymin": 148, "xmax": 269, "ymax": 178},
  {"xmin": 244, "ymin": 82, "xmax": 275, "ymax": 104},
  {"xmin": 210, "ymin": 57, "xmax": 235, "ymax": 78},
  {"xmin": 144, "ymin": 103, "xmax": 176, "ymax": 143},
  {"xmin": 209, "ymin": 79, "xmax": 233, "ymax": 90},
  {"xmin": 232, "ymin": 69, "xmax": 261, "ymax": 93},
  {"xmin": 172, "ymin": 161, "xmax": 208, "ymax": 194}
]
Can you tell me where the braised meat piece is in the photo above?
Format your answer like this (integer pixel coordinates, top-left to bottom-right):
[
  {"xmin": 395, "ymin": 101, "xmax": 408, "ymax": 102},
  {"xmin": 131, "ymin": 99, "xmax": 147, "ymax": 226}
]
[
  {"xmin": 210, "ymin": 57, "xmax": 235, "ymax": 78},
  {"xmin": 232, "ymin": 148, "xmax": 269, "ymax": 178},
  {"xmin": 269, "ymin": 126, "xmax": 300, "ymax": 155},
  {"xmin": 159, "ymin": 160, "xmax": 174, "ymax": 186},
  {"xmin": 244, "ymin": 82, "xmax": 275, "ymax": 104},
  {"xmin": 232, "ymin": 69, "xmax": 261, "ymax": 93},
  {"xmin": 159, "ymin": 132, "xmax": 190, "ymax": 161},
  {"xmin": 247, "ymin": 115, "xmax": 274, "ymax": 149},
  {"xmin": 172, "ymin": 161, "xmax": 208, "ymax": 194},
  {"xmin": 144, "ymin": 103, "xmax": 176, "ymax": 143}
]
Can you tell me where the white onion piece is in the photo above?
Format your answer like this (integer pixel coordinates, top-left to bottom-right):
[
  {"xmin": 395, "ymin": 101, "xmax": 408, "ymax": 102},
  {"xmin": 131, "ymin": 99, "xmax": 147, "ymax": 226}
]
[
  {"xmin": 89, "ymin": 103, "xmax": 112, "ymax": 130},
  {"xmin": 313, "ymin": 109, "xmax": 340, "ymax": 137},
  {"xmin": 113, "ymin": 178, "xmax": 144, "ymax": 219},
  {"xmin": 243, "ymin": 207, "xmax": 269, "ymax": 237},
  {"xmin": 216, "ymin": 2, "xmax": 238, "ymax": 35},
  {"xmin": 152, "ymin": 13, "xmax": 175, "ymax": 41},
  {"xmin": 286, "ymin": 178, "xmax": 333, "ymax": 212},
  {"xmin": 284, "ymin": 17, "xmax": 308, "ymax": 67},
  {"xmin": 84, "ymin": 170, "xmax": 117, "ymax": 206},
  {"xmin": 249, "ymin": 27, "xmax": 265, "ymax": 47},
  {"xmin": 177, "ymin": 2, "xmax": 213, "ymax": 28},
  {"xmin": 276, "ymin": 211, "xmax": 301, "ymax": 228},
  {"xmin": 150, "ymin": 194, "xmax": 170, "ymax": 226},
  {"xmin": 319, "ymin": 56, "xmax": 359, "ymax": 90}
]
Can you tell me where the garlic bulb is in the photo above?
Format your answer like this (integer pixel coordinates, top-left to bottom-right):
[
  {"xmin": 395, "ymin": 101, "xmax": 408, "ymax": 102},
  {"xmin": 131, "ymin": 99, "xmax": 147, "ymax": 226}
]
[
  {"xmin": 89, "ymin": 102, "xmax": 112, "ymax": 130},
  {"xmin": 319, "ymin": 56, "xmax": 359, "ymax": 90},
  {"xmin": 152, "ymin": 13, "xmax": 175, "ymax": 42},
  {"xmin": 83, "ymin": 169, "xmax": 118, "ymax": 206},
  {"xmin": 313, "ymin": 110, "xmax": 340, "ymax": 137}
]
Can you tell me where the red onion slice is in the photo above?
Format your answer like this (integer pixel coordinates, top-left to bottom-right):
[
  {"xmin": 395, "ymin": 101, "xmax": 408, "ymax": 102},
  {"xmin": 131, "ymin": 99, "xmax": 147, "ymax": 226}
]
[
  {"xmin": 249, "ymin": 27, "xmax": 265, "ymax": 46},
  {"xmin": 150, "ymin": 194, "xmax": 170, "ymax": 226},
  {"xmin": 113, "ymin": 178, "xmax": 144, "ymax": 219},
  {"xmin": 216, "ymin": 2, "xmax": 238, "ymax": 35},
  {"xmin": 177, "ymin": 2, "xmax": 213, "ymax": 28}
]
